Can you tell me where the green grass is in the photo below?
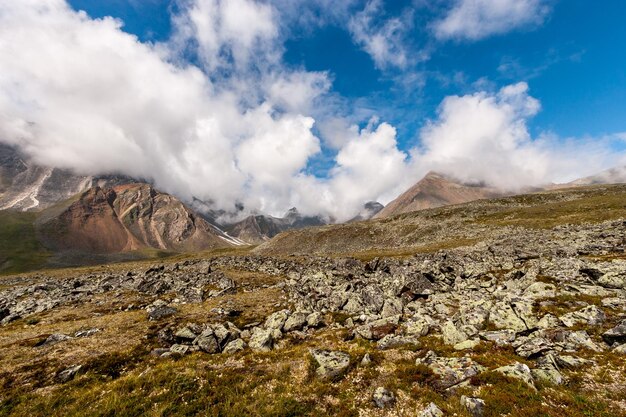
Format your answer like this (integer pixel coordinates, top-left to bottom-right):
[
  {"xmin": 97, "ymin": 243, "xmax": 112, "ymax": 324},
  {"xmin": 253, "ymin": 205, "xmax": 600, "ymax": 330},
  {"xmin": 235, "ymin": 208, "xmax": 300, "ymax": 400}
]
[
  {"xmin": 476, "ymin": 186, "xmax": 626, "ymax": 229},
  {"xmin": 0, "ymin": 211, "xmax": 50, "ymax": 274}
]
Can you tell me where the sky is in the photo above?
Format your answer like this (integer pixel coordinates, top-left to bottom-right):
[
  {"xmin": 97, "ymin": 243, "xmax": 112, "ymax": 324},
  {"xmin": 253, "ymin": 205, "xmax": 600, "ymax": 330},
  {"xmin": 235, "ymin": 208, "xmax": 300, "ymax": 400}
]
[{"xmin": 0, "ymin": 0, "xmax": 625, "ymax": 221}]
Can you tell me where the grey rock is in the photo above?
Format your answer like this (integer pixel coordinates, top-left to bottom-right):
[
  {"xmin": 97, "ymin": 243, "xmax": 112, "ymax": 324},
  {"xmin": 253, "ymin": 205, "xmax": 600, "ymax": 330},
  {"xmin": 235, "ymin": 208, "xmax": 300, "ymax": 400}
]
[
  {"xmin": 419, "ymin": 402, "xmax": 444, "ymax": 417},
  {"xmin": 560, "ymin": 305, "xmax": 606, "ymax": 327},
  {"xmin": 495, "ymin": 363, "xmax": 536, "ymax": 389},
  {"xmin": 57, "ymin": 365, "xmax": 82, "ymax": 383},
  {"xmin": 147, "ymin": 305, "xmax": 177, "ymax": 321},
  {"xmin": 264, "ymin": 310, "xmax": 290, "ymax": 331},
  {"xmin": 480, "ymin": 329, "xmax": 516, "ymax": 345},
  {"xmin": 461, "ymin": 396, "xmax": 485, "ymax": 417},
  {"xmin": 175, "ymin": 326, "xmax": 198, "ymax": 341},
  {"xmin": 614, "ymin": 343, "xmax": 626, "ymax": 354},
  {"xmin": 195, "ymin": 329, "xmax": 220, "ymax": 354},
  {"xmin": 310, "ymin": 349, "xmax": 351, "ymax": 380},
  {"xmin": 372, "ymin": 387, "xmax": 395, "ymax": 408},
  {"xmin": 169, "ymin": 344, "xmax": 190, "ymax": 356},
  {"xmin": 441, "ymin": 320, "xmax": 468, "ymax": 345},
  {"xmin": 514, "ymin": 337, "xmax": 553, "ymax": 358},
  {"xmin": 598, "ymin": 272, "xmax": 626, "ymax": 289},
  {"xmin": 417, "ymin": 352, "xmax": 485, "ymax": 389},
  {"xmin": 306, "ymin": 312, "xmax": 323, "ymax": 328},
  {"xmin": 381, "ymin": 298, "xmax": 403, "ymax": 318},
  {"xmin": 554, "ymin": 355, "xmax": 593, "ymax": 369},
  {"xmin": 222, "ymin": 338, "xmax": 246, "ymax": 354},
  {"xmin": 537, "ymin": 314, "xmax": 562, "ymax": 329},
  {"xmin": 249, "ymin": 328, "xmax": 274, "ymax": 352},
  {"xmin": 454, "ymin": 338, "xmax": 480, "ymax": 351},
  {"xmin": 602, "ymin": 320, "xmax": 626, "ymax": 345},
  {"xmin": 41, "ymin": 333, "xmax": 72, "ymax": 346},
  {"xmin": 376, "ymin": 334, "xmax": 419, "ymax": 350},
  {"xmin": 524, "ymin": 282, "xmax": 556, "ymax": 299},
  {"xmin": 488, "ymin": 302, "xmax": 527, "ymax": 332},
  {"xmin": 283, "ymin": 311, "xmax": 308, "ymax": 332},
  {"xmin": 532, "ymin": 366, "xmax": 564, "ymax": 386}
]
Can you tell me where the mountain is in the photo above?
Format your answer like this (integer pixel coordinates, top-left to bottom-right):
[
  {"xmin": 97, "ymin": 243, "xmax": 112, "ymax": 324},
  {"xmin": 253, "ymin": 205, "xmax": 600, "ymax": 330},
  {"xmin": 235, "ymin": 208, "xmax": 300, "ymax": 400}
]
[
  {"xmin": 0, "ymin": 144, "xmax": 132, "ymax": 212},
  {"xmin": 348, "ymin": 201, "xmax": 384, "ymax": 222},
  {"xmin": 374, "ymin": 171, "xmax": 505, "ymax": 219},
  {"xmin": 568, "ymin": 165, "xmax": 626, "ymax": 186},
  {"xmin": 225, "ymin": 208, "xmax": 328, "ymax": 244},
  {"xmin": 36, "ymin": 183, "xmax": 243, "ymax": 254}
]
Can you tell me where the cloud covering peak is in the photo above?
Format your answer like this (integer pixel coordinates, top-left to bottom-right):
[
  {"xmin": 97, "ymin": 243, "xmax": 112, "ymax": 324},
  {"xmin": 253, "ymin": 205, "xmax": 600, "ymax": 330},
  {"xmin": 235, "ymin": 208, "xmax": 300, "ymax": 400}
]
[{"xmin": 0, "ymin": 1, "xmax": 623, "ymax": 222}]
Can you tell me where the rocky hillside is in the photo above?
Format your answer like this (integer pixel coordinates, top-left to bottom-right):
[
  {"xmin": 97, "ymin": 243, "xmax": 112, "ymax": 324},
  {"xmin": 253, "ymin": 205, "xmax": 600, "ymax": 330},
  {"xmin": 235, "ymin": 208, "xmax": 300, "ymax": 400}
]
[
  {"xmin": 256, "ymin": 184, "xmax": 626, "ymax": 258},
  {"xmin": 36, "ymin": 183, "xmax": 243, "ymax": 254},
  {"xmin": 374, "ymin": 172, "xmax": 505, "ymax": 219},
  {"xmin": 0, "ymin": 191, "xmax": 624, "ymax": 415}
]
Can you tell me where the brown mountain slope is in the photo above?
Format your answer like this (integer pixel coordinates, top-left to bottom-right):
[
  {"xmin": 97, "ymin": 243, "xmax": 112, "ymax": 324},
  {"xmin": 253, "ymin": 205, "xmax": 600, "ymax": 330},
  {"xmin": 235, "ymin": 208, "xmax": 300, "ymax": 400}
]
[
  {"xmin": 36, "ymin": 183, "xmax": 236, "ymax": 254},
  {"xmin": 374, "ymin": 171, "xmax": 505, "ymax": 219}
]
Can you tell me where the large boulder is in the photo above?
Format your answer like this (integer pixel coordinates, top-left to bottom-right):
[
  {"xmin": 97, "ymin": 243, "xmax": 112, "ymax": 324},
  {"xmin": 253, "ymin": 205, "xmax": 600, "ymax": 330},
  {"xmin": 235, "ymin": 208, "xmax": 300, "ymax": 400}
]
[{"xmin": 249, "ymin": 328, "xmax": 274, "ymax": 352}]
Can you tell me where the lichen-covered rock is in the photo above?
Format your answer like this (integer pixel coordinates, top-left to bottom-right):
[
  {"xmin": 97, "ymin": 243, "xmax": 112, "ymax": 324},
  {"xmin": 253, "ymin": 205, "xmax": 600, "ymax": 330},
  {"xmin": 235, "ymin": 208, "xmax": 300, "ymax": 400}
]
[
  {"xmin": 264, "ymin": 310, "xmax": 290, "ymax": 331},
  {"xmin": 514, "ymin": 337, "xmax": 553, "ymax": 358},
  {"xmin": 249, "ymin": 328, "xmax": 274, "ymax": 352},
  {"xmin": 442, "ymin": 320, "xmax": 469, "ymax": 345},
  {"xmin": 376, "ymin": 334, "xmax": 419, "ymax": 350},
  {"xmin": 461, "ymin": 396, "xmax": 485, "ymax": 417},
  {"xmin": 309, "ymin": 349, "xmax": 351, "ymax": 380},
  {"xmin": 417, "ymin": 351, "xmax": 485, "ymax": 389},
  {"xmin": 602, "ymin": 320, "xmax": 626, "ymax": 345},
  {"xmin": 372, "ymin": 387, "xmax": 395, "ymax": 408},
  {"xmin": 419, "ymin": 402, "xmax": 444, "ymax": 417},
  {"xmin": 222, "ymin": 338, "xmax": 246, "ymax": 354},
  {"xmin": 495, "ymin": 363, "xmax": 536, "ymax": 389},
  {"xmin": 195, "ymin": 329, "xmax": 220, "ymax": 353},
  {"xmin": 283, "ymin": 311, "xmax": 308, "ymax": 332},
  {"xmin": 560, "ymin": 305, "xmax": 606, "ymax": 327}
]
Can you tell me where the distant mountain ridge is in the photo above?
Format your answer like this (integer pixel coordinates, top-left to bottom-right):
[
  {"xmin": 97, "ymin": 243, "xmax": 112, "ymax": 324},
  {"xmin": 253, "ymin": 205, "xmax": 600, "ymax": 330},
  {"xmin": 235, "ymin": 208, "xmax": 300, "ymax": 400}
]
[
  {"xmin": 568, "ymin": 166, "xmax": 626, "ymax": 186},
  {"xmin": 224, "ymin": 208, "xmax": 328, "ymax": 244},
  {"xmin": 374, "ymin": 171, "xmax": 505, "ymax": 219}
]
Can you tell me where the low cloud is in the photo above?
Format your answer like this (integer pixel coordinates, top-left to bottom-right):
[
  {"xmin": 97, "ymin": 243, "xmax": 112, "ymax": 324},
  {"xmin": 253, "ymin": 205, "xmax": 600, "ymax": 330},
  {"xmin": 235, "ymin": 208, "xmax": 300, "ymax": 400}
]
[{"xmin": 434, "ymin": 0, "xmax": 551, "ymax": 41}]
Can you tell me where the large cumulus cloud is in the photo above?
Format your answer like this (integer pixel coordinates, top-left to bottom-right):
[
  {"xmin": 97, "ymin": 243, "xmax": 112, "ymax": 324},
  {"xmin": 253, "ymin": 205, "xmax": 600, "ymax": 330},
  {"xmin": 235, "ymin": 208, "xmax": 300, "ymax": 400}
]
[{"xmin": 0, "ymin": 1, "xmax": 623, "ymax": 223}]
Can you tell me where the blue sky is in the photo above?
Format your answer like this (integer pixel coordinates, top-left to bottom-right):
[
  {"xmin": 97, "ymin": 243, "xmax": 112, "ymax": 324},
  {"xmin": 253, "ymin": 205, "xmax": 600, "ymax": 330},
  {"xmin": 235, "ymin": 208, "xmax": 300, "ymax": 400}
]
[
  {"xmin": 68, "ymin": 0, "xmax": 626, "ymax": 148},
  {"xmin": 1, "ymin": 1, "xmax": 625, "ymax": 219}
]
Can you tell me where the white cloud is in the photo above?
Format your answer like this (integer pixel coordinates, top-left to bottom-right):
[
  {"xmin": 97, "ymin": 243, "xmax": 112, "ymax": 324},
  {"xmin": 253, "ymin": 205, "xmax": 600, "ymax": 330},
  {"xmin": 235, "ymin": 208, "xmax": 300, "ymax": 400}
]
[
  {"xmin": 348, "ymin": 0, "xmax": 411, "ymax": 70},
  {"xmin": 412, "ymin": 82, "xmax": 622, "ymax": 188},
  {"xmin": 171, "ymin": 0, "xmax": 279, "ymax": 73},
  {"xmin": 0, "ymin": 0, "xmax": 411, "ymax": 221},
  {"xmin": 434, "ymin": 0, "xmax": 551, "ymax": 41},
  {"xmin": 0, "ymin": 1, "xmax": 622, "ymax": 225}
]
